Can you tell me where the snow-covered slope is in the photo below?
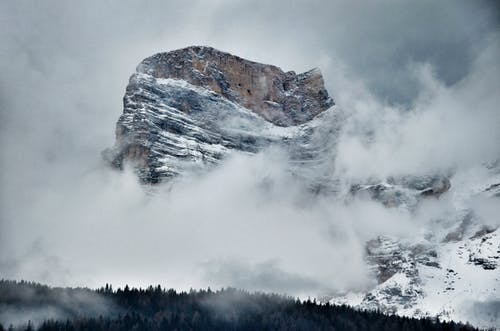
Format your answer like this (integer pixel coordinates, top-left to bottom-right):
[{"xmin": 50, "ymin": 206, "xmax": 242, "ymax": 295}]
[{"xmin": 332, "ymin": 167, "xmax": 500, "ymax": 329}]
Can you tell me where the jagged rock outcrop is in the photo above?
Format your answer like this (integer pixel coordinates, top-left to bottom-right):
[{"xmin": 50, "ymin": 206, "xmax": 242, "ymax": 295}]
[
  {"xmin": 104, "ymin": 46, "xmax": 335, "ymax": 183},
  {"xmin": 331, "ymin": 218, "xmax": 500, "ymax": 328},
  {"xmin": 484, "ymin": 182, "xmax": 500, "ymax": 197},
  {"xmin": 137, "ymin": 46, "xmax": 334, "ymax": 126},
  {"xmin": 349, "ymin": 175, "xmax": 451, "ymax": 209}
]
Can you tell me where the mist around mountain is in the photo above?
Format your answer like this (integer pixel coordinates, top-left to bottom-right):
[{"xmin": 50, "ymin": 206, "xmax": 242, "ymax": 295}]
[{"xmin": 1, "ymin": 1, "xmax": 499, "ymax": 330}]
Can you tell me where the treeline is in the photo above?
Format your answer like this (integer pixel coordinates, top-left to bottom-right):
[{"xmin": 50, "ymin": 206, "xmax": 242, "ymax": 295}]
[{"xmin": 0, "ymin": 280, "xmax": 477, "ymax": 331}]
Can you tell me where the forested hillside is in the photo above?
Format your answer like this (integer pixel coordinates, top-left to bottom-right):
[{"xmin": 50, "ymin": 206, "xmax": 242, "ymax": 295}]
[{"xmin": 0, "ymin": 280, "xmax": 478, "ymax": 331}]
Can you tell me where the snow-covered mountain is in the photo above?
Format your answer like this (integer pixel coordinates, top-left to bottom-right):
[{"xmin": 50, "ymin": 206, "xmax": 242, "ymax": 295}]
[
  {"xmin": 103, "ymin": 46, "xmax": 335, "ymax": 184},
  {"xmin": 332, "ymin": 193, "xmax": 500, "ymax": 328},
  {"xmin": 105, "ymin": 46, "xmax": 499, "ymax": 329}
]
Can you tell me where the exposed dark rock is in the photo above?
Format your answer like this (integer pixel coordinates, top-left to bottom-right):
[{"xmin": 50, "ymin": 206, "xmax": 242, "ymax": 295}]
[
  {"xmin": 470, "ymin": 225, "xmax": 497, "ymax": 240},
  {"xmin": 420, "ymin": 177, "xmax": 451, "ymax": 197},
  {"xmin": 442, "ymin": 212, "xmax": 473, "ymax": 243},
  {"xmin": 349, "ymin": 175, "xmax": 451, "ymax": 209},
  {"xmin": 467, "ymin": 232, "xmax": 499, "ymax": 270},
  {"xmin": 469, "ymin": 256, "xmax": 497, "ymax": 270},
  {"xmin": 484, "ymin": 182, "xmax": 500, "ymax": 197}
]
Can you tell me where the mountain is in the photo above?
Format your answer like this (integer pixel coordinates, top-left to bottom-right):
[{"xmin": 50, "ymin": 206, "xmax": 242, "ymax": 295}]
[
  {"xmin": 103, "ymin": 45, "xmax": 334, "ymax": 183},
  {"xmin": 104, "ymin": 46, "xmax": 499, "ymax": 329}
]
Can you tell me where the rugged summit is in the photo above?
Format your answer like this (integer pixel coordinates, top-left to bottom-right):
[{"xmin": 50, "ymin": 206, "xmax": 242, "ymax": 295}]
[
  {"xmin": 137, "ymin": 46, "xmax": 334, "ymax": 126},
  {"xmin": 104, "ymin": 46, "xmax": 335, "ymax": 183}
]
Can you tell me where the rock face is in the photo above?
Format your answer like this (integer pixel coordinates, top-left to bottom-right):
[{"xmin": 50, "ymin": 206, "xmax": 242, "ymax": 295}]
[
  {"xmin": 332, "ymin": 225, "xmax": 500, "ymax": 328},
  {"xmin": 137, "ymin": 46, "xmax": 334, "ymax": 126},
  {"xmin": 104, "ymin": 46, "xmax": 335, "ymax": 183},
  {"xmin": 349, "ymin": 175, "xmax": 452, "ymax": 209}
]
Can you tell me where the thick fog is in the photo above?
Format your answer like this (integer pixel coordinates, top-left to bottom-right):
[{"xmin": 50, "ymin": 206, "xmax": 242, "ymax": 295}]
[{"xmin": 1, "ymin": 0, "xmax": 499, "ymax": 299}]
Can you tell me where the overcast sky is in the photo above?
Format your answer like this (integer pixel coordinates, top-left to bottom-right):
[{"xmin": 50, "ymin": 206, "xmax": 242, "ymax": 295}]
[{"xmin": 0, "ymin": 0, "xmax": 499, "ymax": 296}]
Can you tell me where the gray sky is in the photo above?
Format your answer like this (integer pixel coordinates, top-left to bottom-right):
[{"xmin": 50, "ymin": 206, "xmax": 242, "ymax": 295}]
[{"xmin": 0, "ymin": 0, "xmax": 499, "ymax": 295}]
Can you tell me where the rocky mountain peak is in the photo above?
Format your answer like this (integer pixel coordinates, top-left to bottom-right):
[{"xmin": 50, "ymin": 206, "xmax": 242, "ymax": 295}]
[
  {"xmin": 105, "ymin": 46, "xmax": 336, "ymax": 183},
  {"xmin": 137, "ymin": 46, "xmax": 334, "ymax": 126}
]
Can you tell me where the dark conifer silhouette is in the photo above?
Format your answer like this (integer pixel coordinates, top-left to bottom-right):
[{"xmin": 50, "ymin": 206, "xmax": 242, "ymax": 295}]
[{"xmin": 0, "ymin": 280, "xmax": 477, "ymax": 331}]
